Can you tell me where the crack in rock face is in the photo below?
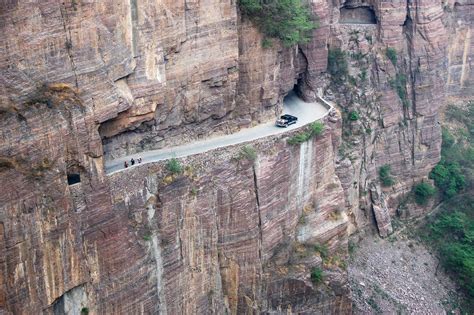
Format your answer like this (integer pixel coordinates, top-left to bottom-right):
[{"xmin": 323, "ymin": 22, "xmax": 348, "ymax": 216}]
[{"xmin": 0, "ymin": 0, "xmax": 470, "ymax": 313}]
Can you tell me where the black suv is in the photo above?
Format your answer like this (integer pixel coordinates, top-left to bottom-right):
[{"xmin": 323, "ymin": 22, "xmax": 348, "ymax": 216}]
[{"xmin": 276, "ymin": 114, "xmax": 298, "ymax": 127}]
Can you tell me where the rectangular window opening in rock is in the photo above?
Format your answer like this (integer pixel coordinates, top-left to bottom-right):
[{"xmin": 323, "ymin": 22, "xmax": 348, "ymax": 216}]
[{"xmin": 67, "ymin": 173, "xmax": 81, "ymax": 185}]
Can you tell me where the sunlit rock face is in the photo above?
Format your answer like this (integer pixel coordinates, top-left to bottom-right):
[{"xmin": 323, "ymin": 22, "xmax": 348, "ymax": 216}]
[{"xmin": 0, "ymin": 0, "xmax": 471, "ymax": 313}]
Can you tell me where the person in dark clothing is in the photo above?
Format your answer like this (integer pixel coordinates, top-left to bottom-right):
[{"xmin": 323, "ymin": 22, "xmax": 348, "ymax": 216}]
[
  {"xmin": 138, "ymin": 158, "xmax": 142, "ymax": 164},
  {"xmin": 131, "ymin": 158, "xmax": 135, "ymax": 165},
  {"xmin": 124, "ymin": 161, "xmax": 128, "ymax": 168}
]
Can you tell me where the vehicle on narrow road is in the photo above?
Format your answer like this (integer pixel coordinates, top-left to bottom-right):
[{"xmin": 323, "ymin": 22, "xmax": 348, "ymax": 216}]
[
  {"xmin": 276, "ymin": 114, "xmax": 298, "ymax": 127},
  {"xmin": 106, "ymin": 92, "xmax": 330, "ymax": 174}
]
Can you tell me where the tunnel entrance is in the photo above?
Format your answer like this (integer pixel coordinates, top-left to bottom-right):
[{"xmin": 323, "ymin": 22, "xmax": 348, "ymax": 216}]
[
  {"xmin": 340, "ymin": 6, "xmax": 377, "ymax": 24},
  {"xmin": 286, "ymin": 84, "xmax": 299, "ymax": 98},
  {"xmin": 283, "ymin": 84, "xmax": 303, "ymax": 107}
]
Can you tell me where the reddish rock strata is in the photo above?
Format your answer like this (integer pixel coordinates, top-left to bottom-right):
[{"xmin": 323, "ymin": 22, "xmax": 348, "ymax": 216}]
[{"xmin": 0, "ymin": 0, "xmax": 472, "ymax": 313}]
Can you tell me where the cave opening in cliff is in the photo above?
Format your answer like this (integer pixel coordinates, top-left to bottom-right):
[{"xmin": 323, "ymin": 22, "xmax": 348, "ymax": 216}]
[
  {"xmin": 67, "ymin": 173, "xmax": 81, "ymax": 185},
  {"xmin": 284, "ymin": 84, "xmax": 302, "ymax": 105},
  {"xmin": 340, "ymin": 6, "xmax": 377, "ymax": 24}
]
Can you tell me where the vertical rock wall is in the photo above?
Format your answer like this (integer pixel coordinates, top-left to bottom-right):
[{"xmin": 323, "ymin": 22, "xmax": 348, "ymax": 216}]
[
  {"xmin": 100, "ymin": 116, "xmax": 349, "ymax": 314},
  {"xmin": 1, "ymin": 0, "xmax": 472, "ymax": 313},
  {"xmin": 318, "ymin": 0, "xmax": 451, "ymax": 236}
]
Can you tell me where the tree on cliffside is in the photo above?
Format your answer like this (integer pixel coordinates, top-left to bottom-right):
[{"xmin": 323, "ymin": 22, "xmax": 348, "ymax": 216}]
[
  {"xmin": 420, "ymin": 102, "xmax": 474, "ymax": 311},
  {"xmin": 239, "ymin": 0, "xmax": 317, "ymax": 47}
]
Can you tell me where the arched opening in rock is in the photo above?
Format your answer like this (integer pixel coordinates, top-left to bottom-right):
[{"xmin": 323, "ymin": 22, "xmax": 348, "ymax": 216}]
[
  {"xmin": 284, "ymin": 82, "xmax": 304, "ymax": 105},
  {"xmin": 340, "ymin": 6, "xmax": 377, "ymax": 24},
  {"xmin": 67, "ymin": 173, "xmax": 81, "ymax": 185}
]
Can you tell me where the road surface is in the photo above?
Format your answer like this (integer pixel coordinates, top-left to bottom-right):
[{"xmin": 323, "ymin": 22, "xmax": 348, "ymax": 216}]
[{"xmin": 106, "ymin": 92, "xmax": 329, "ymax": 174}]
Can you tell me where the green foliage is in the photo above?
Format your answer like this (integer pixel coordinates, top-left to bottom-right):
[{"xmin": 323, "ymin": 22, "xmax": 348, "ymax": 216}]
[
  {"xmin": 328, "ymin": 48, "xmax": 348, "ymax": 83},
  {"xmin": 81, "ymin": 307, "xmax": 89, "ymax": 315},
  {"xmin": 421, "ymin": 102, "xmax": 474, "ymax": 310},
  {"xmin": 436, "ymin": 104, "xmax": 474, "ymax": 195},
  {"xmin": 310, "ymin": 267, "xmax": 323, "ymax": 284},
  {"xmin": 445, "ymin": 102, "xmax": 474, "ymax": 134},
  {"xmin": 287, "ymin": 132, "xmax": 311, "ymax": 145},
  {"xmin": 389, "ymin": 73, "xmax": 409, "ymax": 108},
  {"xmin": 314, "ymin": 243, "xmax": 329, "ymax": 259},
  {"xmin": 386, "ymin": 47, "xmax": 397, "ymax": 66},
  {"xmin": 310, "ymin": 121, "xmax": 324, "ymax": 136},
  {"xmin": 348, "ymin": 240, "xmax": 356, "ymax": 256},
  {"xmin": 239, "ymin": 0, "xmax": 317, "ymax": 47},
  {"xmin": 143, "ymin": 234, "xmax": 152, "ymax": 241},
  {"xmin": 261, "ymin": 38, "xmax": 273, "ymax": 48},
  {"xmin": 430, "ymin": 161, "xmax": 465, "ymax": 198},
  {"xmin": 413, "ymin": 182, "xmax": 436, "ymax": 205},
  {"xmin": 379, "ymin": 165, "xmax": 395, "ymax": 187},
  {"xmin": 351, "ymin": 51, "xmax": 365, "ymax": 61},
  {"xmin": 166, "ymin": 158, "xmax": 182, "ymax": 174},
  {"xmin": 420, "ymin": 196, "xmax": 474, "ymax": 305},
  {"xmin": 348, "ymin": 110, "xmax": 360, "ymax": 121},
  {"xmin": 442, "ymin": 127, "xmax": 455, "ymax": 149},
  {"xmin": 367, "ymin": 297, "xmax": 382, "ymax": 313},
  {"xmin": 239, "ymin": 0, "xmax": 262, "ymax": 14},
  {"xmin": 239, "ymin": 145, "xmax": 257, "ymax": 161},
  {"xmin": 287, "ymin": 121, "xmax": 326, "ymax": 145}
]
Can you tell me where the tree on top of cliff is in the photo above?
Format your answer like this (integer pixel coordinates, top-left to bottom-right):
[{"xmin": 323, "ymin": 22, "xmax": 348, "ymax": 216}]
[{"xmin": 239, "ymin": 0, "xmax": 317, "ymax": 47}]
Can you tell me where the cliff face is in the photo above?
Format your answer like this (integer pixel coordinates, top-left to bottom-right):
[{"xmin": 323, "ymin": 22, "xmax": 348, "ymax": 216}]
[
  {"xmin": 1, "ymin": 0, "xmax": 306, "ymax": 161},
  {"xmin": 102, "ymin": 118, "xmax": 349, "ymax": 314},
  {"xmin": 1, "ymin": 110, "xmax": 351, "ymax": 314},
  {"xmin": 0, "ymin": 0, "xmax": 472, "ymax": 313},
  {"xmin": 320, "ymin": 0, "xmax": 456, "ymax": 235},
  {"xmin": 446, "ymin": 0, "xmax": 474, "ymax": 99}
]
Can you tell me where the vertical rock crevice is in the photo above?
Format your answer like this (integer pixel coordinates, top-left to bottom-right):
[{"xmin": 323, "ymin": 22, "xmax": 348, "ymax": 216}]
[
  {"xmin": 58, "ymin": 1, "xmax": 79, "ymax": 88},
  {"xmin": 151, "ymin": 234, "xmax": 167, "ymax": 315},
  {"xmin": 251, "ymin": 161, "xmax": 264, "ymax": 312}
]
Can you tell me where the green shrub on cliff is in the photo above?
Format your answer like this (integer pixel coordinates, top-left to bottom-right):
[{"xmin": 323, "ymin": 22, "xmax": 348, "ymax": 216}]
[
  {"xmin": 413, "ymin": 182, "xmax": 436, "ymax": 205},
  {"xmin": 442, "ymin": 127, "xmax": 455, "ymax": 149},
  {"xmin": 239, "ymin": 145, "xmax": 257, "ymax": 161},
  {"xmin": 389, "ymin": 73, "xmax": 409, "ymax": 108},
  {"xmin": 420, "ymin": 102, "xmax": 474, "ymax": 310},
  {"xmin": 166, "ymin": 158, "xmax": 182, "ymax": 174},
  {"xmin": 310, "ymin": 267, "xmax": 323, "ymax": 284},
  {"xmin": 287, "ymin": 120, "xmax": 327, "ymax": 145},
  {"xmin": 430, "ymin": 161, "xmax": 465, "ymax": 198},
  {"xmin": 379, "ymin": 165, "xmax": 395, "ymax": 187},
  {"xmin": 386, "ymin": 47, "xmax": 397, "ymax": 66},
  {"xmin": 287, "ymin": 132, "xmax": 311, "ymax": 145},
  {"xmin": 420, "ymin": 196, "xmax": 474, "ymax": 307},
  {"xmin": 310, "ymin": 121, "xmax": 325, "ymax": 136},
  {"xmin": 348, "ymin": 110, "xmax": 360, "ymax": 121},
  {"xmin": 239, "ymin": 0, "xmax": 317, "ymax": 47},
  {"xmin": 313, "ymin": 243, "xmax": 329, "ymax": 260},
  {"xmin": 428, "ymin": 103, "xmax": 474, "ymax": 198}
]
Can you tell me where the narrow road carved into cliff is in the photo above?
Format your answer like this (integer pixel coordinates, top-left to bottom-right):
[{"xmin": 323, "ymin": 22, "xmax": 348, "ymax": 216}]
[{"xmin": 105, "ymin": 92, "xmax": 330, "ymax": 174}]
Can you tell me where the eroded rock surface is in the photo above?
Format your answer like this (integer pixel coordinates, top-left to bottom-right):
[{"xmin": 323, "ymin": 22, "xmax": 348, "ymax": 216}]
[{"xmin": 0, "ymin": 0, "xmax": 472, "ymax": 313}]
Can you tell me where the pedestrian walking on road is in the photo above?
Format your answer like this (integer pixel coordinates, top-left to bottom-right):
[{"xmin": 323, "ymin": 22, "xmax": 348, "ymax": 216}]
[
  {"xmin": 138, "ymin": 157, "xmax": 142, "ymax": 164},
  {"xmin": 131, "ymin": 158, "xmax": 135, "ymax": 165},
  {"xmin": 124, "ymin": 161, "xmax": 128, "ymax": 168}
]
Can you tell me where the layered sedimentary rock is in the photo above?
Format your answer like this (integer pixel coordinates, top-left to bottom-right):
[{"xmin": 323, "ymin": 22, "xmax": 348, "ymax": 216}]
[
  {"xmin": 446, "ymin": 0, "xmax": 474, "ymax": 99},
  {"xmin": 0, "ymin": 0, "xmax": 471, "ymax": 313},
  {"xmin": 1, "ymin": 104, "xmax": 351, "ymax": 313},
  {"xmin": 319, "ymin": 0, "xmax": 453, "ymax": 236}
]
